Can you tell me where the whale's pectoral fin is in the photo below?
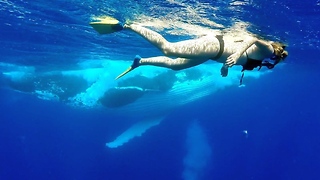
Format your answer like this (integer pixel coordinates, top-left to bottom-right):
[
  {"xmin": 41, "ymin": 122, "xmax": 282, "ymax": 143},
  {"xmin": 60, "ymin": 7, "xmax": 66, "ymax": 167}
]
[{"xmin": 106, "ymin": 117, "xmax": 164, "ymax": 148}]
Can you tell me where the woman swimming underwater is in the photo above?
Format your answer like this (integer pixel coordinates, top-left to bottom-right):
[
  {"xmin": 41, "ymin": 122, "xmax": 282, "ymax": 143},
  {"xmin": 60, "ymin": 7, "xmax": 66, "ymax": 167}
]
[{"xmin": 90, "ymin": 18, "xmax": 288, "ymax": 80}]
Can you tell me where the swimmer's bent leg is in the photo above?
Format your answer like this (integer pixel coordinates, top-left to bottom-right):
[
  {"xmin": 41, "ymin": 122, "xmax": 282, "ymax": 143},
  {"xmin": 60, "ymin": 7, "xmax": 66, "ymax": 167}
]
[
  {"xmin": 125, "ymin": 24, "xmax": 169, "ymax": 53},
  {"xmin": 139, "ymin": 56, "xmax": 208, "ymax": 71},
  {"xmin": 125, "ymin": 24, "xmax": 219, "ymax": 58},
  {"xmin": 115, "ymin": 56, "xmax": 208, "ymax": 79}
]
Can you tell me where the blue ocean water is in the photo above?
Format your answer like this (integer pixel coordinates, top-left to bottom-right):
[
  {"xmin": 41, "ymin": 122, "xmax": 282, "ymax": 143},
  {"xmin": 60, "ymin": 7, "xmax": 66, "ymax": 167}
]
[{"xmin": 1, "ymin": 0, "xmax": 320, "ymax": 180}]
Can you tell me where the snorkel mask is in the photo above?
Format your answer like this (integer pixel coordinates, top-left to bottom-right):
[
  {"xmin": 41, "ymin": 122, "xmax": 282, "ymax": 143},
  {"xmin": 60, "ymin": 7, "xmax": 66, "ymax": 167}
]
[
  {"xmin": 261, "ymin": 59, "xmax": 277, "ymax": 69},
  {"xmin": 269, "ymin": 42, "xmax": 288, "ymax": 67}
]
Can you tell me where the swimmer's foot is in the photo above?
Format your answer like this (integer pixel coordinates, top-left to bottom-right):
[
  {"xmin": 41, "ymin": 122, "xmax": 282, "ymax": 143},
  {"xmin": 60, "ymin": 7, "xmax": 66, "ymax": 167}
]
[
  {"xmin": 115, "ymin": 55, "xmax": 141, "ymax": 80},
  {"xmin": 220, "ymin": 64, "xmax": 229, "ymax": 77},
  {"xmin": 123, "ymin": 20, "xmax": 133, "ymax": 29}
]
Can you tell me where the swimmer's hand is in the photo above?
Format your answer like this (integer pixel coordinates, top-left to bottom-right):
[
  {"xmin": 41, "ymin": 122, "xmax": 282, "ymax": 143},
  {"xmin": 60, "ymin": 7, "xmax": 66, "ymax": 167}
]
[{"xmin": 226, "ymin": 52, "xmax": 241, "ymax": 67}]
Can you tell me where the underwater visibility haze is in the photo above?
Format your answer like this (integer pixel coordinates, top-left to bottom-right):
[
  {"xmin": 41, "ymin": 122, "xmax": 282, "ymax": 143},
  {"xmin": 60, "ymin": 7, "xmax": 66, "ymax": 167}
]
[{"xmin": 1, "ymin": 0, "xmax": 320, "ymax": 180}]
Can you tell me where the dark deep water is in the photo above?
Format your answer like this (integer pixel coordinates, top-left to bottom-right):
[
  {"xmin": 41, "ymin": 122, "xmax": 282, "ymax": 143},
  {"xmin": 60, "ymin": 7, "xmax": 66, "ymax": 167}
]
[{"xmin": 1, "ymin": 0, "xmax": 320, "ymax": 180}]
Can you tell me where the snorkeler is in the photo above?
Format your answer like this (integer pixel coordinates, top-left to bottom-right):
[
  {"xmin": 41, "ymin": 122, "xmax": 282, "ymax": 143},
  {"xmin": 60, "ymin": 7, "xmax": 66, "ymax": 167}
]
[{"xmin": 90, "ymin": 17, "xmax": 288, "ymax": 80}]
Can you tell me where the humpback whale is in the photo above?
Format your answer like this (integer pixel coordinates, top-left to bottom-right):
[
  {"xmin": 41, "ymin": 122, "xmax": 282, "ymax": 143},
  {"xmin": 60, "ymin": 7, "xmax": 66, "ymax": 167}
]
[{"xmin": 0, "ymin": 61, "xmax": 269, "ymax": 148}]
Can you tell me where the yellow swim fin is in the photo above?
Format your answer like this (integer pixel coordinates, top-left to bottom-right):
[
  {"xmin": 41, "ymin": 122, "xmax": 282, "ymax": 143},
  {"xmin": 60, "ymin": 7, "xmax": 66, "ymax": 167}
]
[
  {"xmin": 115, "ymin": 55, "xmax": 141, "ymax": 80},
  {"xmin": 90, "ymin": 16, "xmax": 123, "ymax": 34},
  {"xmin": 115, "ymin": 66, "xmax": 134, "ymax": 80}
]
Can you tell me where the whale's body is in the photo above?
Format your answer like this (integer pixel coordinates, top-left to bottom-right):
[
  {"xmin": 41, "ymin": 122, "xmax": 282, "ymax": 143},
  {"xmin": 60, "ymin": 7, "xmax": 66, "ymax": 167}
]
[{"xmin": 0, "ymin": 61, "xmax": 268, "ymax": 148}]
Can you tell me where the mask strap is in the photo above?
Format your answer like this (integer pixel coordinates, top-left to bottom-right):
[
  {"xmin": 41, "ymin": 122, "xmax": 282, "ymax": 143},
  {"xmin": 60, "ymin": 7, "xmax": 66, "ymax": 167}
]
[{"xmin": 240, "ymin": 72, "xmax": 245, "ymax": 86}]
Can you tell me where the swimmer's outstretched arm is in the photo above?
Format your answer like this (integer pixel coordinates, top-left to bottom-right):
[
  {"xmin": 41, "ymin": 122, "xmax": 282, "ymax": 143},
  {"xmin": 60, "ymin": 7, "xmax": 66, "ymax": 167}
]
[{"xmin": 225, "ymin": 37, "xmax": 274, "ymax": 67}]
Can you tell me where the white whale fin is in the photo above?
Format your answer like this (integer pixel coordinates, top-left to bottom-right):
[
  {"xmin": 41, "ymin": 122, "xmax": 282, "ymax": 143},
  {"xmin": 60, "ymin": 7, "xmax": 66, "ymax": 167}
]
[{"xmin": 106, "ymin": 117, "xmax": 164, "ymax": 148}]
